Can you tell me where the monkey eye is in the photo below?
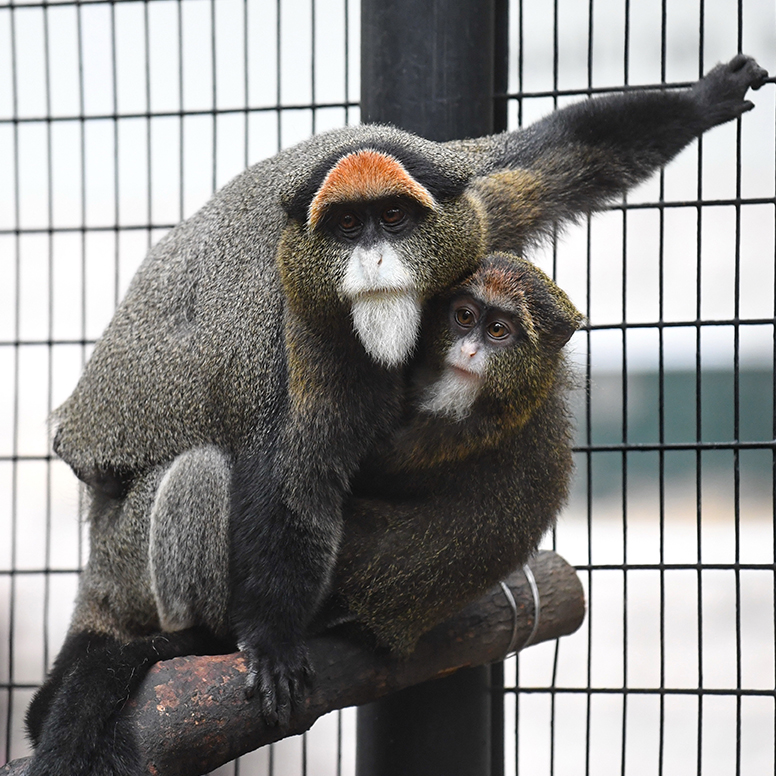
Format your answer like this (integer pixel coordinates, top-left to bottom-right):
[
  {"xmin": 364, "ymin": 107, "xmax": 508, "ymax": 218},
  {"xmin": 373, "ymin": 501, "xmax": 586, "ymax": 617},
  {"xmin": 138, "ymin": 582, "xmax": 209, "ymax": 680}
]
[
  {"xmin": 487, "ymin": 321, "xmax": 512, "ymax": 340},
  {"xmin": 454, "ymin": 307, "xmax": 477, "ymax": 328},
  {"xmin": 381, "ymin": 206, "xmax": 406, "ymax": 226},
  {"xmin": 337, "ymin": 211, "xmax": 362, "ymax": 235}
]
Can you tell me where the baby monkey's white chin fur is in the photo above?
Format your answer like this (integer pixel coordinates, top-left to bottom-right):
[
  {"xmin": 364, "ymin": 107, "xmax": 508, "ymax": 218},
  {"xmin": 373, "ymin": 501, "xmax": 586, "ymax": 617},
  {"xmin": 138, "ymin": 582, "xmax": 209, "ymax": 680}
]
[
  {"xmin": 351, "ymin": 292, "xmax": 422, "ymax": 367},
  {"xmin": 419, "ymin": 367, "xmax": 483, "ymax": 420}
]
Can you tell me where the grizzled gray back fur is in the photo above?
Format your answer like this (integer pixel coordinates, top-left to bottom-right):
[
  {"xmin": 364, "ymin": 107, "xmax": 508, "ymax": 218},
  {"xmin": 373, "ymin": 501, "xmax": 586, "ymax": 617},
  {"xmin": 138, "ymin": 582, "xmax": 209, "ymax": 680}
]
[{"xmin": 51, "ymin": 125, "xmax": 491, "ymax": 482}]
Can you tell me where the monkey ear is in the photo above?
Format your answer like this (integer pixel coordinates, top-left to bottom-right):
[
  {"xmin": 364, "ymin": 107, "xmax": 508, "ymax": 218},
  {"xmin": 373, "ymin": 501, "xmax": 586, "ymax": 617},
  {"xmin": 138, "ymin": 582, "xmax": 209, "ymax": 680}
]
[
  {"xmin": 515, "ymin": 263, "xmax": 583, "ymax": 350},
  {"xmin": 547, "ymin": 302, "xmax": 584, "ymax": 349},
  {"xmin": 537, "ymin": 286, "xmax": 584, "ymax": 350}
]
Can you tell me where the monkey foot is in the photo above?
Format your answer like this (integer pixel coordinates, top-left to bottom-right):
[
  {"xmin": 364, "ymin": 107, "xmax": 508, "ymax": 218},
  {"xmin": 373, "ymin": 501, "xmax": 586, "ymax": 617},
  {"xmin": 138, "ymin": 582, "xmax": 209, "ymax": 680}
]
[{"xmin": 240, "ymin": 643, "xmax": 315, "ymax": 727}]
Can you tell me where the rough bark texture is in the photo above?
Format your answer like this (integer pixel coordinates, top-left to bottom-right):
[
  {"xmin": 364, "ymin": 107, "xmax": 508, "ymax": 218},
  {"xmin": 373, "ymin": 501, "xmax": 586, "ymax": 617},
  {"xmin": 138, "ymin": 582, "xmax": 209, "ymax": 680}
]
[{"xmin": 1, "ymin": 550, "xmax": 584, "ymax": 776}]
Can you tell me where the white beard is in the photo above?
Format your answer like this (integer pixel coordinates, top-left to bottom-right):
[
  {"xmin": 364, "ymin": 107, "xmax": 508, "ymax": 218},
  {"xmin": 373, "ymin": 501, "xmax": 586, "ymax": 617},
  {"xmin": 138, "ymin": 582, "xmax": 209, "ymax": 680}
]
[
  {"xmin": 341, "ymin": 242, "xmax": 422, "ymax": 366},
  {"xmin": 351, "ymin": 292, "xmax": 421, "ymax": 366},
  {"xmin": 418, "ymin": 368, "xmax": 482, "ymax": 420}
]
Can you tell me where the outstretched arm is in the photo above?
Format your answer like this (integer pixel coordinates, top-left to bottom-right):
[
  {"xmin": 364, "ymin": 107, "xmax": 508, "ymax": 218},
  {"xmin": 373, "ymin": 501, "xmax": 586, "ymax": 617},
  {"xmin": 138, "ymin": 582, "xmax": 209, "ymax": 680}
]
[{"xmin": 467, "ymin": 55, "xmax": 769, "ymax": 252}]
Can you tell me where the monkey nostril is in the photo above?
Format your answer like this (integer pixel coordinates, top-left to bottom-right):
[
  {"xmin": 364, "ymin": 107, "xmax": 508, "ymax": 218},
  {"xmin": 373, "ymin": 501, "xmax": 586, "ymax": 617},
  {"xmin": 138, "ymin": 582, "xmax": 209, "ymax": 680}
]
[{"xmin": 377, "ymin": 254, "xmax": 383, "ymax": 266}]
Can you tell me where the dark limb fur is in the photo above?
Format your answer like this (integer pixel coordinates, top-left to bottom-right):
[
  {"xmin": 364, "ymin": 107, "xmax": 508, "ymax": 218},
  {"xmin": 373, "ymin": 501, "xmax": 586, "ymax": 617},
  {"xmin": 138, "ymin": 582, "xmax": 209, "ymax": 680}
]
[
  {"xmin": 228, "ymin": 322, "xmax": 403, "ymax": 722},
  {"xmin": 25, "ymin": 628, "xmax": 228, "ymax": 776},
  {"xmin": 472, "ymin": 55, "xmax": 769, "ymax": 252},
  {"xmin": 228, "ymin": 449, "xmax": 323, "ymax": 725}
]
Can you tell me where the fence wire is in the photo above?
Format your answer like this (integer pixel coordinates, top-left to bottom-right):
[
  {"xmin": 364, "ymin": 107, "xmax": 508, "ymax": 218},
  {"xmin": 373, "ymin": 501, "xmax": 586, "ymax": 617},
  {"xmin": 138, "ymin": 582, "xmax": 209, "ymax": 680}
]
[{"xmin": 503, "ymin": 2, "xmax": 776, "ymax": 775}]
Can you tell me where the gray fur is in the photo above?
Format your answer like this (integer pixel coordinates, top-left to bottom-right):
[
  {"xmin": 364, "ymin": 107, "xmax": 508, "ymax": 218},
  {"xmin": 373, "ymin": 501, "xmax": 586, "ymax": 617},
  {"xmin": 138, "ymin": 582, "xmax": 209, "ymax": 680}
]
[
  {"xmin": 51, "ymin": 125, "xmax": 482, "ymax": 481},
  {"xmin": 149, "ymin": 447, "xmax": 231, "ymax": 637},
  {"xmin": 68, "ymin": 471, "xmax": 164, "ymax": 641}
]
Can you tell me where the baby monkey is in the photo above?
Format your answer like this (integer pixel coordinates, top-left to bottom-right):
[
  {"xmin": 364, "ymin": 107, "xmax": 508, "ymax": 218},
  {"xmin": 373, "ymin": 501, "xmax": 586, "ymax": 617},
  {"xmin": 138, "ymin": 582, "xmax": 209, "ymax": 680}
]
[{"xmin": 326, "ymin": 253, "xmax": 583, "ymax": 655}]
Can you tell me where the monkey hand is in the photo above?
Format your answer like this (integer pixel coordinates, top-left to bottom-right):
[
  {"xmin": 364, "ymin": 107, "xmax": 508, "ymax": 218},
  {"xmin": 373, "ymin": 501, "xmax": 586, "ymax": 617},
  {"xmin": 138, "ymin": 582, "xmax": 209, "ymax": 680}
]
[
  {"xmin": 239, "ymin": 641, "xmax": 315, "ymax": 727},
  {"xmin": 693, "ymin": 54, "xmax": 769, "ymax": 129}
]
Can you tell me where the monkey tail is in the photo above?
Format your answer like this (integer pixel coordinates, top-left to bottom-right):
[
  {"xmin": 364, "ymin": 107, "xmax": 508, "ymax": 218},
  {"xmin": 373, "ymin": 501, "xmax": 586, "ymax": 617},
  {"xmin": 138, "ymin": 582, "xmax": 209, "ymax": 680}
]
[{"xmin": 25, "ymin": 628, "xmax": 228, "ymax": 776}]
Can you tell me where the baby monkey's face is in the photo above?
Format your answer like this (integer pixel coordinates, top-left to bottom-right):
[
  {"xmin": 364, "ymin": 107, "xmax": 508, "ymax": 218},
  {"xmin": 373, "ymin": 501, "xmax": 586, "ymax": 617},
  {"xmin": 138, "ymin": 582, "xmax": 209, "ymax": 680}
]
[
  {"xmin": 445, "ymin": 294, "xmax": 520, "ymax": 383},
  {"xmin": 418, "ymin": 293, "xmax": 522, "ymax": 421}
]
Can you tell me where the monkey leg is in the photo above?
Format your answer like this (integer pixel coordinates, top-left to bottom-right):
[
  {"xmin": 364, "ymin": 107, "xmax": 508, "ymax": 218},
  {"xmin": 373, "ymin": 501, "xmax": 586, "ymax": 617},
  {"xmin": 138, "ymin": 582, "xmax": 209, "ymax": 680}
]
[
  {"xmin": 149, "ymin": 445, "xmax": 231, "ymax": 638},
  {"xmin": 26, "ymin": 628, "xmax": 226, "ymax": 776},
  {"xmin": 26, "ymin": 455, "xmax": 232, "ymax": 775}
]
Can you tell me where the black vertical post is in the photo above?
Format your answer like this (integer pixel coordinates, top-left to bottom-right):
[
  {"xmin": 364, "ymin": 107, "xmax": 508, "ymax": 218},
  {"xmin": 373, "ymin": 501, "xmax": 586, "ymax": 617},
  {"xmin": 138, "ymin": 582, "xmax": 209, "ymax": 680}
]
[
  {"xmin": 356, "ymin": 667, "xmax": 495, "ymax": 776},
  {"xmin": 357, "ymin": 2, "xmax": 508, "ymax": 775},
  {"xmin": 361, "ymin": 0, "xmax": 503, "ymax": 141}
]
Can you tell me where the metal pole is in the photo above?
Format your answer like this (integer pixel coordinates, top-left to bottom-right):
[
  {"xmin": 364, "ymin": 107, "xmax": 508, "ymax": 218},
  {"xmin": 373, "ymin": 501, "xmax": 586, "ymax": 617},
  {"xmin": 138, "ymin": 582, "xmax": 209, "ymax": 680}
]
[
  {"xmin": 356, "ymin": 667, "xmax": 495, "ymax": 776},
  {"xmin": 360, "ymin": 0, "xmax": 502, "ymax": 141},
  {"xmin": 357, "ymin": 2, "xmax": 508, "ymax": 774}
]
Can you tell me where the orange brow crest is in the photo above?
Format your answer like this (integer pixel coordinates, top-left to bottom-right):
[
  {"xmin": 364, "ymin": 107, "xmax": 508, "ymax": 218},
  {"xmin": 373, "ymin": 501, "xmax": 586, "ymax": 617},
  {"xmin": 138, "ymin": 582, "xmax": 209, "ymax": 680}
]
[{"xmin": 307, "ymin": 149, "xmax": 438, "ymax": 229}]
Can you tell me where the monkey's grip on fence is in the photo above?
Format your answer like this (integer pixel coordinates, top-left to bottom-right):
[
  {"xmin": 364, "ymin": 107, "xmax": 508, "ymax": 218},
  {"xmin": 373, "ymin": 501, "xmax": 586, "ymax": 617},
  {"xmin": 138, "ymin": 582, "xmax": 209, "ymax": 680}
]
[{"xmin": 0, "ymin": 549, "xmax": 584, "ymax": 776}]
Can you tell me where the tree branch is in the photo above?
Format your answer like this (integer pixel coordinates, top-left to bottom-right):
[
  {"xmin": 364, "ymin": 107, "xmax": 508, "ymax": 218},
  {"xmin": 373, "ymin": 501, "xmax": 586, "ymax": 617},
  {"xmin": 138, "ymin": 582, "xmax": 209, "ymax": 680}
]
[{"xmin": 1, "ymin": 550, "xmax": 584, "ymax": 776}]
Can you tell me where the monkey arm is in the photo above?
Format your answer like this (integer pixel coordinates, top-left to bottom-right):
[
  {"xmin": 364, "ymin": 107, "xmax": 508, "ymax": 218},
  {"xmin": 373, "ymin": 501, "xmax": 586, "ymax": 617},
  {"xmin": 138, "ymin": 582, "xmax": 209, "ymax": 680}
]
[
  {"xmin": 467, "ymin": 55, "xmax": 769, "ymax": 252},
  {"xmin": 228, "ymin": 420, "xmax": 378, "ymax": 725},
  {"xmin": 227, "ymin": 444, "xmax": 323, "ymax": 727},
  {"xmin": 227, "ymin": 324, "xmax": 404, "ymax": 725},
  {"xmin": 511, "ymin": 54, "xmax": 768, "ymax": 176}
]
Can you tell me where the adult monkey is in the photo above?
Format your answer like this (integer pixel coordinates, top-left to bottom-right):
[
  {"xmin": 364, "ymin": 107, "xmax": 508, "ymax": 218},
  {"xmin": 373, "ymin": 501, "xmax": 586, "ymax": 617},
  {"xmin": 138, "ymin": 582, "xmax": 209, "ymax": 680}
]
[{"xmin": 25, "ymin": 56, "xmax": 767, "ymax": 776}]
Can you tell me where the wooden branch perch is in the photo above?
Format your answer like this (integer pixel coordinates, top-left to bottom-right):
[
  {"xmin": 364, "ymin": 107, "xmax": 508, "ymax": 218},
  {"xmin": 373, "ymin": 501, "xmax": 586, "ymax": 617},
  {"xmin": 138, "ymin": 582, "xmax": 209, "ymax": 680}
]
[{"xmin": 1, "ymin": 550, "xmax": 584, "ymax": 776}]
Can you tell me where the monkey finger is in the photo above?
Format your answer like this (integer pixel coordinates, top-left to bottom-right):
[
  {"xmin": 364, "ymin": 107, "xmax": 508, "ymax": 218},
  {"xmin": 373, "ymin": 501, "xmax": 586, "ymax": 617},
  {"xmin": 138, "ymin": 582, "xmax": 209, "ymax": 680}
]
[
  {"xmin": 274, "ymin": 665, "xmax": 292, "ymax": 710},
  {"xmin": 750, "ymin": 67, "xmax": 770, "ymax": 91},
  {"xmin": 244, "ymin": 674, "xmax": 257, "ymax": 700},
  {"xmin": 702, "ymin": 56, "xmax": 766, "ymax": 103},
  {"xmin": 242, "ymin": 649, "xmax": 261, "ymax": 700},
  {"xmin": 259, "ymin": 663, "xmax": 280, "ymax": 726},
  {"xmin": 288, "ymin": 666, "xmax": 310, "ymax": 709},
  {"xmin": 274, "ymin": 674, "xmax": 293, "ymax": 728},
  {"xmin": 734, "ymin": 57, "xmax": 769, "ymax": 90},
  {"xmin": 741, "ymin": 63, "xmax": 768, "ymax": 91},
  {"xmin": 302, "ymin": 653, "xmax": 316, "ymax": 690},
  {"xmin": 728, "ymin": 53, "xmax": 752, "ymax": 72}
]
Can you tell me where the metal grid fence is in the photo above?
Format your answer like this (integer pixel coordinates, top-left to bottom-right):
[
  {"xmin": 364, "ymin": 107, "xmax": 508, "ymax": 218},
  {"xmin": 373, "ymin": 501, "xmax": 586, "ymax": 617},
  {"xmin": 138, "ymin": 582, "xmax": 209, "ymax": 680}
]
[
  {"xmin": 506, "ymin": 2, "xmax": 776, "ymax": 774},
  {"xmin": 1, "ymin": 1, "xmax": 775, "ymax": 775}
]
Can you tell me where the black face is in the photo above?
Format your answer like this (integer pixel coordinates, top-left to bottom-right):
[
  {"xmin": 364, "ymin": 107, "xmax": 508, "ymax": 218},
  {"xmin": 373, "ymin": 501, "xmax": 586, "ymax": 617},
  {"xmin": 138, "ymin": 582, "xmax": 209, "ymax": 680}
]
[
  {"xmin": 450, "ymin": 295, "xmax": 519, "ymax": 348},
  {"xmin": 323, "ymin": 197, "xmax": 423, "ymax": 244}
]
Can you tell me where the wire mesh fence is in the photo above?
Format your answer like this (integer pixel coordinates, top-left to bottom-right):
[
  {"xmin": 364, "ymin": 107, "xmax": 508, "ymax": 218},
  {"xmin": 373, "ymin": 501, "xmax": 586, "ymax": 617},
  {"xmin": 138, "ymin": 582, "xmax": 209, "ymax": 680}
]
[
  {"xmin": 505, "ymin": 2, "xmax": 776, "ymax": 774},
  {"xmin": 1, "ymin": 0, "xmax": 775, "ymax": 774}
]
